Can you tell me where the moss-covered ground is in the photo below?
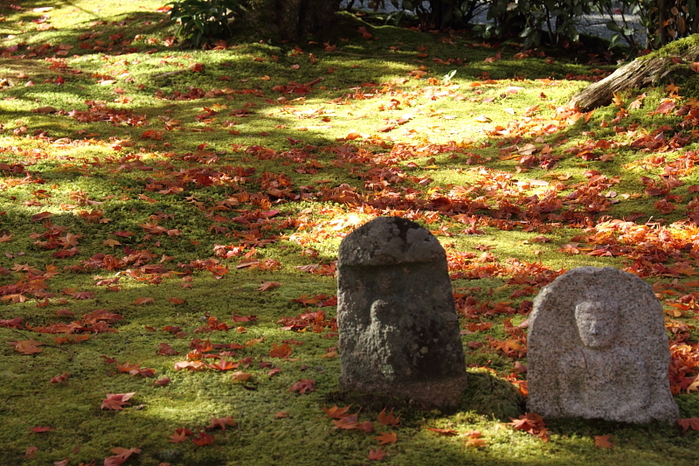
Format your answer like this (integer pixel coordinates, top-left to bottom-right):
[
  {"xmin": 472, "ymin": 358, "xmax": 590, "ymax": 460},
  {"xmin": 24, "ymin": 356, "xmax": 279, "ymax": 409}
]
[{"xmin": 1, "ymin": 2, "xmax": 699, "ymax": 465}]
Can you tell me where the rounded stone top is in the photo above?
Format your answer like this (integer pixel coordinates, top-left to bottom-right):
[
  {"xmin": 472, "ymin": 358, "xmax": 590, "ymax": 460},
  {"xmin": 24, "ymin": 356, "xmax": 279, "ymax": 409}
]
[
  {"xmin": 338, "ymin": 217, "xmax": 446, "ymax": 267},
  {"xmin": 529, "ymin": 266, "xmax": 665, "ymax": 350}
]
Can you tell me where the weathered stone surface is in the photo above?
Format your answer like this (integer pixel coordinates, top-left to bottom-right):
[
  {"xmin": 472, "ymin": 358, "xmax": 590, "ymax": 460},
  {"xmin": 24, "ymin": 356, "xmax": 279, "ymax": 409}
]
[
  {"xmin": 528, "ymin": 266, "xmax": 679, "ymax": 423},
  {"xmin": 337, "ymin": 217, "xmax": 467, "ymax": 408}
]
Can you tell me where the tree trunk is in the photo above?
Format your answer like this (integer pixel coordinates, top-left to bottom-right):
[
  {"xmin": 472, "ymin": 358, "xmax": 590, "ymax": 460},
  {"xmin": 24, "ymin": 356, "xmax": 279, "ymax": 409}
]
[{"xmin": 570, "ymin": 36, "xmax": 699, "ymax": 111}]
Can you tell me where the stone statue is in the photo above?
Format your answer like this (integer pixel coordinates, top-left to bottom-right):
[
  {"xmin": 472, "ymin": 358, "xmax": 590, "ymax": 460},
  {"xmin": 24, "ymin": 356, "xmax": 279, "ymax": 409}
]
[
  {"xmin": 337, "ymin": 217, "xmax": 467, "ymax": 408},
  {"xmin": 527, "ymin": 267, "xmax": 679, "ymax": 423}
]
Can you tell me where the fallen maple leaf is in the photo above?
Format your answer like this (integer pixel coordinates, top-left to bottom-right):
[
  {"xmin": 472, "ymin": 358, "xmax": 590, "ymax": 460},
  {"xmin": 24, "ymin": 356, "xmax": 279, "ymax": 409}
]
[
  {"xmin": 208, "ymin": 358, "xmax": 238, "ymax": 371},
  {"xmin": 9, "ymin": 339, "xmax": 43, "ymax": 355},
  {"xmin": 465, "ymin": 437, "xmax": 487, "ymax": 448},
  {"xmin": 290, "ymin": 378, "xmax": 315, "ymax": 394},
  {"xmin": 154, "ymin": 376, "xmax": 171, "ymax": 386},
  {"xmin": 140, "ymin": 129, "xmax": 163, "ymax": 140},
  {"xmin": 594, "ymin": 435, "xmax": 614, "ymax": 449},
  {"xmin": 323, "ymin": 404, "xmax": 353, "ymax": 419},
  {"xmin": 100, "ymin": 392, "xmax": 135, "ymax": 410},
  {"xmin": 104, "ymin": 447, "xmax": 140, "ymax": 466},
  {"xmin": 207, "ymin": 416, "xmax": 236, "ymax": 430},
  {"xmin": 258, "ymin": 281, "xmax": 282, "ymax": 291},
  {"xmin": 189, "ymin": 62, "xmax": 205, "ymax": 72},
  {"xmin": 157, "ymin": 342, "xmax": 179, "ymax": 356},
  {"xmin": 367, "ymin": 447, "xmax": 387, "ymax": 461},
  {"xmin": 169, "ymin": 428, "xmax": 193, "ymax": 443},
  {"xmin": 31, "ymin": 212, "xmax": 52, "ymax": 222},
  {"xmin": 192, "ymin": 431, "xmax": 215, "ymax": 446},
  {"xmin": 375, "ymin": 431, "xmax": 397, "ymax": 445},
  {"xmin": 231, "ymin": 371, "xmax": 252, "ymax": 381},
  {"xmin": 677, "ymin": 417, "xmax": 699, "ymax": 432},
  {"xmin": 30, "ymin": 426, "xmax": 55, "ymax": 433},
  {"xmin": 378, "ymin": 408, "xmax": 400, "ymax": 427},
  {"xmin": 427, "ymin": 427, "xmax": 458, "ymax": 436},
  {"xmin": 50, "ymin": 372, "xmax": 69, "ymax": 384},
  {"xmin": 270, "ymin": 343, "xmax": 292, "ymax": 358},
  {"xmin": 509, "ymin": 412, "xmax": 549, "ymax": 441},
  {"xmin": 332, "ymin": 415, "xmax": 359, "ymax": 430}
]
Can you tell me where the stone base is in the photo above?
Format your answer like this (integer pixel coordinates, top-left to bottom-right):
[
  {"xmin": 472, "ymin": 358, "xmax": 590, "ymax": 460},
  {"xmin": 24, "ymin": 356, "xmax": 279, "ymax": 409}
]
[{"xmin": 340, "ymin": 374, "xmax": 468, "ymax": 409}]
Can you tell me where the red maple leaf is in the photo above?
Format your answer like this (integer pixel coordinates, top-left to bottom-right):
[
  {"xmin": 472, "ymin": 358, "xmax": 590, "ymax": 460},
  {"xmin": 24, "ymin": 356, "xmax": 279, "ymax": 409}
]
[
  {"xmin": 290, "ymin": 378, "xmax": 315, "ymax": 394},
  {"xmin": 368, "ymin": 447, "xmax": 387, "ymax": 461},
  {"xmin": 677, "ymin": 417, "xmax": 699, "ymax": 432},
  {"xmin": 192, "ymin": 431, "xmax": 215, "ymax": 446},
  {"xmin": 30, "ymin": 426, "xmax": 54, "ymax": 433},
  {"xmin": 323, "ymin": 405, "xmax": 353, "ymax": 419},
  {"xmin": 50, "ymin": 372, "xmax": 69, "ymax": 384},
  {"xmin": 509, "ymin": 412, "xmax": 549, "ymax": 441},
  {"xmin": 100, "ymin": 392, "xmax": 135, "ymax": 410}
]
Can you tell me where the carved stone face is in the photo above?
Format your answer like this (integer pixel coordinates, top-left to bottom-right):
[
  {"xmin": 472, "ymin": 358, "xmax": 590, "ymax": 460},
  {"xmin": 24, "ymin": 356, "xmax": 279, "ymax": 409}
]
[{"xmin": 574, "ymin": 299, "xmax": 620, "ymax": 348}]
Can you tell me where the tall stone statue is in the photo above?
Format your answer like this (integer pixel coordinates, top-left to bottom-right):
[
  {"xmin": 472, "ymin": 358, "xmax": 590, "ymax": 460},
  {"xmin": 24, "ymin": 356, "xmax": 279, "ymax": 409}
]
[
  {"xmin": 337, "ymin": 217, "xmax": 467, "ymax": 408},
  {"xmin": 527, "ymin": 267, "xmax": 679, "ymax": 423}
]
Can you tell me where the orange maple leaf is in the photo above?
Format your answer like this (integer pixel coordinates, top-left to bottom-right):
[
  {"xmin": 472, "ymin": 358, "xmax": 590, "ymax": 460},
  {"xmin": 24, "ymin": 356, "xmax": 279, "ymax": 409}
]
[
  {"xmin": 509, "ymin": 412, "xmax": 549, "ymax": 441},
  {"xmin": 465, "ymin": 437, "xmax": 487, "ymax": 448},
  {"xmin": 332, "ymin": 415, "xmax": 359, "ymax": 430},
  {"xmin": 323, "ymin": 404, "xmax": 353, "ymax": 419},
  {"xmin": 9, "ymin": 339, "xmax": 43, "ymax": 355},
  {"xmin": 427, "ymin": 427, "xmax": 458, "ymax": 436},
  {"xmin": 594, "ymin": 435, "xmax": 614, "ymax": 449},
  {"xmin": 367, "ymin": 447, "xmax": 387, "ymax": 461},
  {"xmin": 168, "ymin": 428, "xmax": 193, "ymax": 443},
  {"xmin": 270, "ymin": 343, "xmax": 292, "ymax": 358},
  {"xmin": 208, "ymin": 358, "xmax": 239, "ymax": 371},
  {"xmin": 378, "ymin": 408, "xmax": 400, "ymax": 427},
  {"xmin": 207, "ymin": 416, "xmax": 236, "ymax": 431},
  {"xmin": 116, "ymin": 362, "xmax": 140, "ymax": 373},
  {"xmin": 258, "ymin": 281, "xmax": 282, "ymax": 291},
  {"xmin": 375, "ymin": 431, "xmax": 397, "ymax": 445},
  {"xmin": 104, "ymin": 447, "xmax": 140, "ymax": 466}
]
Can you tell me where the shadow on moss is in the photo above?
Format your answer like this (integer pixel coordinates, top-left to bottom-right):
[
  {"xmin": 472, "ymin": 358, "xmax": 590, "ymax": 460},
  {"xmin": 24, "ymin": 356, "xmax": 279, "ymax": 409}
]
[{"xmin": 324, "ymin": 367, "xmax": 523, "ymax": 422}]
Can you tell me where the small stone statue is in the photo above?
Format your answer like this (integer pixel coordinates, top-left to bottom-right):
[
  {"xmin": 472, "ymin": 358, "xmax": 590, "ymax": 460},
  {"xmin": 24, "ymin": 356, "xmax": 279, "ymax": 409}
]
[
  {"xmin": 527, "ymin": 267, "xmax": 679, "ymax": 423},
  {"xmin": 337, "ymin": 217, "xmax": 467, "ymax": 408}
]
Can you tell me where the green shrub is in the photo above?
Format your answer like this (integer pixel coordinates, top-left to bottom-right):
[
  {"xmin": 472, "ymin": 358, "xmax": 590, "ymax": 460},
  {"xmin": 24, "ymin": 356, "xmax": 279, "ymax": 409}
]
[{"xmin": 167, "ymin": 0, "xmax": 248, "ymax": 47}]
